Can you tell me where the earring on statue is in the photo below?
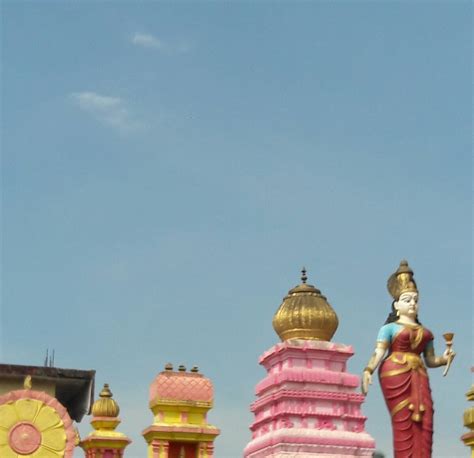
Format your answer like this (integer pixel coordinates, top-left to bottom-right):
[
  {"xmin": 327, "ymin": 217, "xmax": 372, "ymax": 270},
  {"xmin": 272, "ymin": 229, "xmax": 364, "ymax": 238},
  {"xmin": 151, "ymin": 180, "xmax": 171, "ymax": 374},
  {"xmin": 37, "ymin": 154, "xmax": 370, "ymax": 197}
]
[{"xmin": 396, "ymin": 309, "xmax": 400, "ymax": 318}]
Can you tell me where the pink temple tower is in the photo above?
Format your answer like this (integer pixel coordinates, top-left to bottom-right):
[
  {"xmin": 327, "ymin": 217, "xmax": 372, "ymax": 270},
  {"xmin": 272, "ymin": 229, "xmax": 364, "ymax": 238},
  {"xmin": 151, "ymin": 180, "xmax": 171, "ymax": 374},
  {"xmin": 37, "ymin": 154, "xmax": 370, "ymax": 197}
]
[{"xmin": 244, "ymin": 269, "xmax": 375, "ymax": 457}]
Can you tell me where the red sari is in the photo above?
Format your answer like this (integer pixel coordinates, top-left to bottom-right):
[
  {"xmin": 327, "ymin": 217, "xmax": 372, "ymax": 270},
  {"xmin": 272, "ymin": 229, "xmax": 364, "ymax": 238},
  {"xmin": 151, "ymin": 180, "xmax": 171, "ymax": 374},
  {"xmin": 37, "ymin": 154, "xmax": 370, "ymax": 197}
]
[{"xmin": 378, "ymin": 324, "xmax": 434, "ymax": 458}]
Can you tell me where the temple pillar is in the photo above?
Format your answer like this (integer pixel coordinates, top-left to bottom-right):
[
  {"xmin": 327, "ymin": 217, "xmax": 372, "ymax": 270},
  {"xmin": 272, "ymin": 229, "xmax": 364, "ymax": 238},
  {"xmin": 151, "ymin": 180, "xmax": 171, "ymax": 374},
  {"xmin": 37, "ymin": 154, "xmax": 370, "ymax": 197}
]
[
  {"xmin": 205, "ymin": 443, "xmax": 214, "ymax": 457},
  {"xmin": 150, "ymin": 439, "xmax": 163, "ymax": 458},
  {"xmin": 198, "ymin": 442, "xmax": 207, "ymax": 457},
  {"xmin": 161, "ymin": 439, "xmax": 169, "ymax": 458}
]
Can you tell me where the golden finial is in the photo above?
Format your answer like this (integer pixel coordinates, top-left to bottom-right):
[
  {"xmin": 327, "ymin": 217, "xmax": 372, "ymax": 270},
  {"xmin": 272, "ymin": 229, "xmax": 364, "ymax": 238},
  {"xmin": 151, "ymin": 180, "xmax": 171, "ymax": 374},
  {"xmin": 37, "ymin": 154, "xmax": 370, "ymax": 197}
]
[
  {"xmin": 74, "ymin": 427, "xmax": 81, "ymax": 446},
  {"xmin": 91, "ymin": 383, "xmax": 120, "ymax": 418},
  {"xmin": 23, "ymin": 375, "xmax": 32, "ymax": 390},
  {"xmin": 272, "ymin": 268, "xmax": 339, "ymax": 341},
  {"xmin": 165, "ymin": 363, "xmax": 173, "ymax": 371},
  {"xmin": 467, "ymin": 383, "xmax": 474, "ymax": 403},
  {"xmin": 99, "ymin": 384, "xmax": 113, "ymax": 397},
  {"xmin": 178, "ymin": 365, "xmax": 186, "ymax": 372},
  {"xmin": 190, "ymin": 366, "xmax": 199, "ymax": 373},
  {"xmin": 301, "ymin": 267, "xmax": 307, "ymax": 284}
]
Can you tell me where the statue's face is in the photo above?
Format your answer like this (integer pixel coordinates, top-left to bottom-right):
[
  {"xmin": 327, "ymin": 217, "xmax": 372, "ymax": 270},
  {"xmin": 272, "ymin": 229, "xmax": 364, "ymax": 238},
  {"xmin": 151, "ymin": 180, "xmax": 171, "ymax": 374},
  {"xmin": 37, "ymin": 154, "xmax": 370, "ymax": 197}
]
[{"xmin": 395, "ymin": 291, "xmax": 419, "ymax": 319}]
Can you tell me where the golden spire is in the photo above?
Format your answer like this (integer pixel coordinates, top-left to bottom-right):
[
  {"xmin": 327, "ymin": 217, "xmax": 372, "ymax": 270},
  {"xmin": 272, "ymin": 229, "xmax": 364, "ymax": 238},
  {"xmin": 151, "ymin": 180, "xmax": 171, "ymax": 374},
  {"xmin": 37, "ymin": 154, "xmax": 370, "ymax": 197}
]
[
  {"xmin": 91, "ymin": 384, "xmax": 120, "ymax": 418},
  {"xmin": 81, "ymin": 383, "xmax": 131, "ymax": 453},
  {"xmin": 301, "ymin": 267, "xmax": 308, "ymax": 284},
  {"xmin": 272, "ymin": 268, "xmax": 339, "ymax": 341}
]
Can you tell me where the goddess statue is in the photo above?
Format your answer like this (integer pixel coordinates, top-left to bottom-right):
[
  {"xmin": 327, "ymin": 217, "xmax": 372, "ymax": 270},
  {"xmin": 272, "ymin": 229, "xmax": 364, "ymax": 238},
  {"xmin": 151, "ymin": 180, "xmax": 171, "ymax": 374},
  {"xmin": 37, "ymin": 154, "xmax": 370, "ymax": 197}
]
[{"xmin": 361, "ymin": 260, "xmax": 455, "ymax": 458}]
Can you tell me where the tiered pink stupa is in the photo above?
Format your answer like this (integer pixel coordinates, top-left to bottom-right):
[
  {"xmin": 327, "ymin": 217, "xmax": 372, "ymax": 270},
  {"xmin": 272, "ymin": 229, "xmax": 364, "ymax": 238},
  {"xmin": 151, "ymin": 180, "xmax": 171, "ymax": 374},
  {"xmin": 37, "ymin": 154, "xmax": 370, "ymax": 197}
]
[{"xmin": 244, "ymin": 269, "xmax": 375, "ymax": 457}]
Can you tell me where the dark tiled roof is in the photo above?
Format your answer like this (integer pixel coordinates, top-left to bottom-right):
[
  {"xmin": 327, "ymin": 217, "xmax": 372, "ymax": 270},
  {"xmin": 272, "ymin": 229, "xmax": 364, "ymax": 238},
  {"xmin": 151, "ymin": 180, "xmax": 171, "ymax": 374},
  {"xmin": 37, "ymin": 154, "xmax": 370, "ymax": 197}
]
[{"xmin": 0, "ymin": 363, "xmax": 96, "ymax": 422}]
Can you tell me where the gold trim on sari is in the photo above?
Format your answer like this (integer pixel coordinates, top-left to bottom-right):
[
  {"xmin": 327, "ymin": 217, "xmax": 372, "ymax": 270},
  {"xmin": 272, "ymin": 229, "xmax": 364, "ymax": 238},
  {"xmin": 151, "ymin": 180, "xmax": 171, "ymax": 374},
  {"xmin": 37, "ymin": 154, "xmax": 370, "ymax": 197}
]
[{"xmin": 380, "ymin": 352, "xmax": 427, "ymax": 378}]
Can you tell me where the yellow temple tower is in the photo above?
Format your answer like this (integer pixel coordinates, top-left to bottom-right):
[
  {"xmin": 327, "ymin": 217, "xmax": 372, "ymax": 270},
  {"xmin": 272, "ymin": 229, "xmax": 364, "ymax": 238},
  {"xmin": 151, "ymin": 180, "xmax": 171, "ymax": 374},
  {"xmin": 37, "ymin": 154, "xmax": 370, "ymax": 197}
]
[
  {"xmin": 142, "ymin": 364, "xmax": 220, "ymax": 458},
  {"xmin": 461, "ymin": 367, "xmax": 474, "ymax": 457},
  {"xmin": 80, "ymin": 383, "xmax": 131, "ymax": 457}
]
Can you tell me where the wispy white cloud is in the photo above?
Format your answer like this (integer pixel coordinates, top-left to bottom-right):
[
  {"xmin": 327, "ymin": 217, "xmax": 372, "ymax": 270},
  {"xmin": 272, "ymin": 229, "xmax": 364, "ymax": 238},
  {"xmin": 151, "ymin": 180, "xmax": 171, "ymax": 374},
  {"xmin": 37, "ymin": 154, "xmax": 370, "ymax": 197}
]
[
  {"xmin": 131, "ymin": 32, "xmax": 191, "ymax": 54},
  {"xmin": 70, "ymin": 91, "xmax": 143, "ymax": 133},
  {"xmin": 132, "ymin": 33, "xmax": 164, "ymax": 50}
]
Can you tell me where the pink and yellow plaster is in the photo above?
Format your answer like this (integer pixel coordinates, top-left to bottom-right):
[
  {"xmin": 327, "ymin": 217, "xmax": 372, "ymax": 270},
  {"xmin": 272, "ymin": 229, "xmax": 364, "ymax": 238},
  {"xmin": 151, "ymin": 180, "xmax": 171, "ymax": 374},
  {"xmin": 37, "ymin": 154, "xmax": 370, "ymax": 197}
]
[
  {"xmin": 244, "ymin": 340, "xmax": 375, "ymax": 457},
  {"xmin": 80, "ymin": 384, "xmax": 131, "ymax": 458},
  {"xmin": 0, "ymin": 388, "xmax": 76, "ymax": 457},
  {"xmin": 245, "ymin": 272, "xmax": 375, "ymax": 457},
  {"xmin": 143, "ymin": 365, "xmax": 219, "ymax": 458}
]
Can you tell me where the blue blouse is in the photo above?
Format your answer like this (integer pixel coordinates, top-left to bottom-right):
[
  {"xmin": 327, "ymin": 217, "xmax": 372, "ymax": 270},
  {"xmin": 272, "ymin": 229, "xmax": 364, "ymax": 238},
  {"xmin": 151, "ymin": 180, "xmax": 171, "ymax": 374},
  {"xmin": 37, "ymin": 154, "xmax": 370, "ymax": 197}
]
[{"xmin": 377, "ymin": 322, "xmax": 434, "ymax": 351}]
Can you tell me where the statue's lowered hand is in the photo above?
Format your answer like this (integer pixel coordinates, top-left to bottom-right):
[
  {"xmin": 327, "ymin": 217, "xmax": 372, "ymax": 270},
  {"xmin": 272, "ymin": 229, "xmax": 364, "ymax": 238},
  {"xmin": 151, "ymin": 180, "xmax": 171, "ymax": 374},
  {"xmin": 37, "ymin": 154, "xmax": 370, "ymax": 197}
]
[{"xmin": 361, "ymin": 370, "xmax": 372, "ymax": 395}]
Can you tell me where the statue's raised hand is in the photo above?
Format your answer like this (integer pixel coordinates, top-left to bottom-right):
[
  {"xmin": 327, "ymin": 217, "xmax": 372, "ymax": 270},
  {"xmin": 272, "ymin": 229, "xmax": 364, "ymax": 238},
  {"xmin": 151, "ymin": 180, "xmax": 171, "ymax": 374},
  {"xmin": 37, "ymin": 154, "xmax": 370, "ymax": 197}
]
[{"xmin": 442, "ymin": 347, "xmax": 455, "ymax": 364}]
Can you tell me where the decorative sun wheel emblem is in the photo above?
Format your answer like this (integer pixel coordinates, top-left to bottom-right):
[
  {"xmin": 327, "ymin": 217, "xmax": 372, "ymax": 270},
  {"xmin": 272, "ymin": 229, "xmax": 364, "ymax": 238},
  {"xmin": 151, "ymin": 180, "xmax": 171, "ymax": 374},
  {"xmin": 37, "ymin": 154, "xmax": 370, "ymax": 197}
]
[{"xmin": 0, "ymin": 386, "xmax": 76, "ymax": 457}]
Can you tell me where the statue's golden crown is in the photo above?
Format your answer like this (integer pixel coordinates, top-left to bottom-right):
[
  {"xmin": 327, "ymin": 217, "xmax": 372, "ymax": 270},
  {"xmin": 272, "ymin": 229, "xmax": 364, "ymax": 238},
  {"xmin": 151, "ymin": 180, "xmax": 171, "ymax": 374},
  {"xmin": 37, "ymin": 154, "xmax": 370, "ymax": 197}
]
[{"xmin": 387, "ymin": 260, "xmax": 418, "ymax": 300}]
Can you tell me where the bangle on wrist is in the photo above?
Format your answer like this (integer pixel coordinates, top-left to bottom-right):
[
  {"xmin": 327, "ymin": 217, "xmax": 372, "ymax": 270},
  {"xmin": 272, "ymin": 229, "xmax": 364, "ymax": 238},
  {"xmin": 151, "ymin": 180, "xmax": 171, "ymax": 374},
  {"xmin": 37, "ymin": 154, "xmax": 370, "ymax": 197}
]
[{"xmin": 364, "ymin": 367, "xmax": 374, "ymax": 375}]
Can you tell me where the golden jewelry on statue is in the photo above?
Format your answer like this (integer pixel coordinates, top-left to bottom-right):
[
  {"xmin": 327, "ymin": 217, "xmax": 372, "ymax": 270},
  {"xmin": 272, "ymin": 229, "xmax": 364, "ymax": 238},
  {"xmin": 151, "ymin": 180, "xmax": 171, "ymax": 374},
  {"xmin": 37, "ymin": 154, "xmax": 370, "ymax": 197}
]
[
  {"xmin": 387, "ymin": 260, "xmax": 418, "ymax": 300},
  {"xmin": 364, "ymin": 367, "xmax": 374, "ymax": 375},
  {"xmin": 396, "ymin": 309, "xmax": 400, "ymax": 317}
]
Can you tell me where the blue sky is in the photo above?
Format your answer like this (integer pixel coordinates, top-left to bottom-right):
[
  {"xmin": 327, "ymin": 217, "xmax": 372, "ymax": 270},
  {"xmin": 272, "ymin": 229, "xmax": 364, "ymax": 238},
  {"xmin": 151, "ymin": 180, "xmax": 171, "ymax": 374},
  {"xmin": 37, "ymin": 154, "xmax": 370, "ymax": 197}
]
[{"xmin": 2, "ymin": 1, "xmax": 472, "ymax": 457}]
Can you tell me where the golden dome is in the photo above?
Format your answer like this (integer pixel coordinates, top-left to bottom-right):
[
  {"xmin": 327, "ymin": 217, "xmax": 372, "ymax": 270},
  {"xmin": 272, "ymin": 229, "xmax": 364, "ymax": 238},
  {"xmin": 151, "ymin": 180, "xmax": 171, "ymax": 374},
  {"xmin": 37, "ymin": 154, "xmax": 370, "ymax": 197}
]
[
  {"xmin": 91, "ymin": 384, "xmax": 120, "ymax": 418},
  {"xmin": 272, "ymin": 268, "xmax": 339, "ymax": 341}
]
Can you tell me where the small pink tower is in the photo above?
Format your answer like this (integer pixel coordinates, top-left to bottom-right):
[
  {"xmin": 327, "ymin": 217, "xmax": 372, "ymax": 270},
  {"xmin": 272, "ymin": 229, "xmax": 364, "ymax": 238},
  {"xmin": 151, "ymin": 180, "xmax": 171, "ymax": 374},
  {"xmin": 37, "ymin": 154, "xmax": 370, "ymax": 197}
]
[
  {"xmin": 142, "ymin": 364, "xmax": 220, "ymax": 458},
  {"xmin": 244, "ymin": 268, "xmax": 375, "ymax": 457}
]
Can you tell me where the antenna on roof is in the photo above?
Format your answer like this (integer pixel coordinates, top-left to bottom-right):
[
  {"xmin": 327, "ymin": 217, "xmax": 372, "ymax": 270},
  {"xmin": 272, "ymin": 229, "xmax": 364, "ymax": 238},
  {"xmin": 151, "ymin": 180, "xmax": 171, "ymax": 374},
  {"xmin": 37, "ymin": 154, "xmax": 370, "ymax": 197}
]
[{"xmin": 43, "ymin": 348, "xmax": 56, "ymax": 367}]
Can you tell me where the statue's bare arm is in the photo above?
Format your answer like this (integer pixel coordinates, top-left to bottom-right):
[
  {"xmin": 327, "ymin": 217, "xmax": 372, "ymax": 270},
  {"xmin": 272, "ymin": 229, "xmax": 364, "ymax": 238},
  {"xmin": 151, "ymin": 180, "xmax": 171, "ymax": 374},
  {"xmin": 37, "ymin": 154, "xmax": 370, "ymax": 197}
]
[{"xmin": 361, "ymin": 341, "xmax": 388, "ymax": 395}]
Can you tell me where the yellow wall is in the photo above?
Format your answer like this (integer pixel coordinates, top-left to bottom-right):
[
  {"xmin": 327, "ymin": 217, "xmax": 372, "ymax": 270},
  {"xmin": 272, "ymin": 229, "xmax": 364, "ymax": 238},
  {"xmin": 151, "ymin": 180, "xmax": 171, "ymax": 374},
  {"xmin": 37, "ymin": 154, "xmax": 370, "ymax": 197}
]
[{"xmin": 0, "ymin": 378, "xmax": 55, "ymax": 396}]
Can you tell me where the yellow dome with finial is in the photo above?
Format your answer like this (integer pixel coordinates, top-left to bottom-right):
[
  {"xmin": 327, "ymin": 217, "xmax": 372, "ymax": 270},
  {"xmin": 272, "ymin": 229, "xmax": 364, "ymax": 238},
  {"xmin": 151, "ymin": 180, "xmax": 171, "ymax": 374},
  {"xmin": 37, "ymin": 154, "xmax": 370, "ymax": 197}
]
[
  {"xmin": 272, "ymin": 268, "xmax": 339, "ymax": 341},
  {"xmin": 91, "ymin": 384, "xmax": 120, "ymax": 418}
]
